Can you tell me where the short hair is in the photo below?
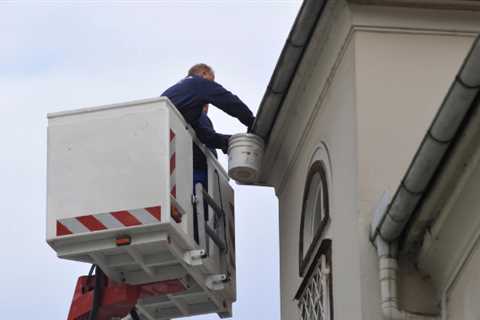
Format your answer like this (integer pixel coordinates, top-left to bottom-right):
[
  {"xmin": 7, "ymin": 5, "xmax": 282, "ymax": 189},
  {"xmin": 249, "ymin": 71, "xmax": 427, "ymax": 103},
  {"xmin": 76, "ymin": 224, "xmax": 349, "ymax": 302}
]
[{"xmin": 188, "ymin": 63, "xmax": 214, "ymax": 77}]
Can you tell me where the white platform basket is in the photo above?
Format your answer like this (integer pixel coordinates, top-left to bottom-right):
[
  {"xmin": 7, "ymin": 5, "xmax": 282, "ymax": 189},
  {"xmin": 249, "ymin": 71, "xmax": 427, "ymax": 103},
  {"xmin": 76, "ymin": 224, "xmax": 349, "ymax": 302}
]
[{"xmin": 46, "ymin": 97, "xmax": 236, "ymax": 319}]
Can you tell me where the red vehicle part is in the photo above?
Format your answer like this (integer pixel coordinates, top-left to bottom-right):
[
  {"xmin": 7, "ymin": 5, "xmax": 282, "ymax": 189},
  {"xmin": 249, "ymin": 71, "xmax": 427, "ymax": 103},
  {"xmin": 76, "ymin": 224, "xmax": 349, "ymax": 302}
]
[{"xmin": 67, "ymin": 274, "xmax": 186, "ymax": 320}]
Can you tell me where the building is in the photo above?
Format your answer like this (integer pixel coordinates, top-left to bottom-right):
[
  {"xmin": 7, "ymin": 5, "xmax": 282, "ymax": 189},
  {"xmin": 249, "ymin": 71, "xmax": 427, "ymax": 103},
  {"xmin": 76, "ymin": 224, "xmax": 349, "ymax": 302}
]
[{"xmin": 251, "ymin": 1, "xmax": 480, "ymax": 319}]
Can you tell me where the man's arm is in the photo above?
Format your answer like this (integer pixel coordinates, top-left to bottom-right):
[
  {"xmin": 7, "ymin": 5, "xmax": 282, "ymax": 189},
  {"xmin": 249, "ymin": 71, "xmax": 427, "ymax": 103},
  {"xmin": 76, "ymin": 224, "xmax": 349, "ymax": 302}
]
[
  {"xmin": 196, "ymin": 78, "xmax": 255, "ymax": 129},
  {"xmin": 194, "ymin": 113, "xmax": 231, "ymax": 154}
]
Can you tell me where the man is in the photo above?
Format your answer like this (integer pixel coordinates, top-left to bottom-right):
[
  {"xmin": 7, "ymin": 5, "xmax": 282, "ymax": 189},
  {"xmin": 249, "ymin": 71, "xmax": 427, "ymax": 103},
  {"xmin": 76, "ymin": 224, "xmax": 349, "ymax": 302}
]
[
  {"xmin": 162, "ymin": 63, "xmax": 255, "ymax": 155},
  {"xmin": 162, "ymin": 63, "xmax": 255, "ymax": 186}
]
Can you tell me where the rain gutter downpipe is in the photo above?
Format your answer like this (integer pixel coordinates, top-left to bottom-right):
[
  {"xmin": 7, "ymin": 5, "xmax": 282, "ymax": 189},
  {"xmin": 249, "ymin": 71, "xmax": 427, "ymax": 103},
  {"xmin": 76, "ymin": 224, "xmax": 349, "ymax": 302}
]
[{"xmin": 370, "ymin": 36, "xmax": 480, "ymax": 320}]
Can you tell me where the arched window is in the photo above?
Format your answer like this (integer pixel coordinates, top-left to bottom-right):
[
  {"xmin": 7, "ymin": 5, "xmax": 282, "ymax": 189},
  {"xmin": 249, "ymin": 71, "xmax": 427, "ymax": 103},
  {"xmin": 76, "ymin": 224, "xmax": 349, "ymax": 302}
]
[{"xmin": 299, "ymin": 161, "xmax": 330, "ymax": 276}]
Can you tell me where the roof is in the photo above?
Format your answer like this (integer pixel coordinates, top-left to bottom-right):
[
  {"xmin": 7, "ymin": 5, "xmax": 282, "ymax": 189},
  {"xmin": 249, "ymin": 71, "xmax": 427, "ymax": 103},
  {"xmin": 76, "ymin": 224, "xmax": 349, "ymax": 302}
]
[
  {"xmin": 252, "ymin": 0, "xmax": 480, "ymax": 144},
  {"xmin": 255, "ymin": 0, "xmax": 480, "ymax": 248},
  {"xmin": 252, "ymin": 0, "xmax": 327, "ymax": 142}
]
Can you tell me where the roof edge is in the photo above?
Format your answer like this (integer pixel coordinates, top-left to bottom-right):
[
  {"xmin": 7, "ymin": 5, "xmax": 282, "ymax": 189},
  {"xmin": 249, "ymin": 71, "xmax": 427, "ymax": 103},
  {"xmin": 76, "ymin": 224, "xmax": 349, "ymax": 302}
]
[{"xmin": 252, "ymin": 0, "xmax": 328, "ymax": 142}]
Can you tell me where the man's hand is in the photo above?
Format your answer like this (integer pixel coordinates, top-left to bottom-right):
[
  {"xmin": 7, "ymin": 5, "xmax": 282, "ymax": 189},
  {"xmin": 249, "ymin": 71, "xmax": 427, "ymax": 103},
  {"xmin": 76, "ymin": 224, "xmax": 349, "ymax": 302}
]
[{"xmin": 221, "ymin": 135, "xmax": 231, "ymax": 154}]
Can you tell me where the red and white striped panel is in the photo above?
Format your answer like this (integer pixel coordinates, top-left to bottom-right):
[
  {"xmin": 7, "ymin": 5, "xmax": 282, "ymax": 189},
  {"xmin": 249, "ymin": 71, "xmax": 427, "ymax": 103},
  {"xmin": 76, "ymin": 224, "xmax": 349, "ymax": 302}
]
[
  {"xmin": 56, "ymin": 205, "xmax": 161, "ymax": 236},
  {"xmin": 170, "ymin": 129, "xmax": 181, "ymax": 223},
  {"xmin": 170, "ymin": 129, "xmax": 176, "ymax": 198}
]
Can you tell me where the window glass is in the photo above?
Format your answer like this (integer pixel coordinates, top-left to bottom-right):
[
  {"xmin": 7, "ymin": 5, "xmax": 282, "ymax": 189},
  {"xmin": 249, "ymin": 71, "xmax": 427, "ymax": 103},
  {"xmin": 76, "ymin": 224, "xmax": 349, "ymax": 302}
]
[
  {"xmin": 303, "ymin": 173, "xmax": 321, "ymax": 256},
  {"xmin": 313, "ymin": 177, "xmax": 325, "ymax": 233},
  {"xmin": 296, "ymin": 240, "xmax": 333, "ymax": 320},
  {"xmin": 299, "ymin": 162, "xmax": 330, "ymax": 275},
  {"xmin": 298, "ymin": 256, "xmax": 331, "ymax": 320}
]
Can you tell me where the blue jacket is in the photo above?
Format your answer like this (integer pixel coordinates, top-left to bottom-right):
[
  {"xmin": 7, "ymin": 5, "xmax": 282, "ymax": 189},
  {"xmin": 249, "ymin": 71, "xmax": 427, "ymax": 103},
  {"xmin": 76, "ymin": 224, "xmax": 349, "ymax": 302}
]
[
  {"xmin": 192, "ymin": 112, "xmax": 225, "ymax": 170},
  {"xmin": 162, "ymin": 75, "xmax": 254, "ymax": 170},
  {"xmin": 197, "ymin": 112, "xmax": 224, "ymax": 158},
  {"xmin": 162, "ymin": 75, "xmax": 254, "ymax": 129}
]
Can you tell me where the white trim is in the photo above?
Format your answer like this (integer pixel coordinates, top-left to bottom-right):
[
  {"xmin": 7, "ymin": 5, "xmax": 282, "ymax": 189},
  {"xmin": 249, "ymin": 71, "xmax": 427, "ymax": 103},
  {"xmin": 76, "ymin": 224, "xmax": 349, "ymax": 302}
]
[
  {"xmin": 47, "ymin": 96, "xmax": 171, "ymax": 119},
  {"xmin": 350, "ymin": 0, "xmax": 480, "ymax": 10}
]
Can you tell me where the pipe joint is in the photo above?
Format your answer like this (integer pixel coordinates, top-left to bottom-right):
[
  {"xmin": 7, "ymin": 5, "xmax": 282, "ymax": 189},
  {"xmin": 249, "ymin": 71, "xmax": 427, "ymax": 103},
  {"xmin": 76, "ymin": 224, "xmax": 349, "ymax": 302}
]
[{"xmin": 376, "ymin": 238, "xmax": 439, "ymax": 320}]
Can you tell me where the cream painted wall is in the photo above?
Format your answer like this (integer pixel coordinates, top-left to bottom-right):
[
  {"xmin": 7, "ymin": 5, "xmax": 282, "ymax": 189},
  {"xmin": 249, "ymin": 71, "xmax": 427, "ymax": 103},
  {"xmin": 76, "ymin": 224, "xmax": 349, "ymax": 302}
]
[
  {"xmin": 354, "ymin": 30, "xmax": 475, "ymax": 316},
  {"xmin": 416, "ymin": 137, "xmax": 480, "ymax": 319},
  {"xmin": 449, "ymin": 238, "xmax": 480, "ymax": 320},
  {"xmin": 355, "ymin": 31, "xmax": 474, "ymax": 222},
  {"xmin": 261, "ymin": 2, "xmax": 480, "ymax": 320},
  {"xmin": 277, "ymin": 39, "xmax": 361, "ymax": 320}
]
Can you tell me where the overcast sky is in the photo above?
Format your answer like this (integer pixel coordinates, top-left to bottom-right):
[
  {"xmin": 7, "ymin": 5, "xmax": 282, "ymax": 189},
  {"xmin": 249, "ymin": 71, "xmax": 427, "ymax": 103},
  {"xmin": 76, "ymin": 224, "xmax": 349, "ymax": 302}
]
[{"xmin": 0, "ymin": 1, "xmax": 301, "ymax": 319}]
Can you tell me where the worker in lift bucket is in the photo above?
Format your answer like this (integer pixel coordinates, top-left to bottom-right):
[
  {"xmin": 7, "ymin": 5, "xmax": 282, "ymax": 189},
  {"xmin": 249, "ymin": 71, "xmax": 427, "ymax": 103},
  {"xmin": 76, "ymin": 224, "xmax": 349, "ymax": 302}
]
[{"xmin": 162, "ymin": 63, "xmax": 255, "ymax": 188}]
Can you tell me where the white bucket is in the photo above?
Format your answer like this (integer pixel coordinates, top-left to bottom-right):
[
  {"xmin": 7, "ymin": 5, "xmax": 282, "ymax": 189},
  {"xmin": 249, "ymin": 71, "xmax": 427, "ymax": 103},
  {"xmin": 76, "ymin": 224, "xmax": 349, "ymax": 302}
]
[{"xmin": 228, "ymin": 133, "xmax": 264, "ymax": 183}]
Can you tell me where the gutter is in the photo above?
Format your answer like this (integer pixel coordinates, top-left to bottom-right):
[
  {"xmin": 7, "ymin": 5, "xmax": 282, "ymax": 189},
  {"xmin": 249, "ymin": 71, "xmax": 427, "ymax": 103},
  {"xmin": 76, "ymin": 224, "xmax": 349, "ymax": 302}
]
[
  {"xmin": 252, "ymin": 0, "xmax": 328, "ymax": 142},
  {"xmin": 370, "ymin": 36, "xmax": 480, "ymax": 319}
]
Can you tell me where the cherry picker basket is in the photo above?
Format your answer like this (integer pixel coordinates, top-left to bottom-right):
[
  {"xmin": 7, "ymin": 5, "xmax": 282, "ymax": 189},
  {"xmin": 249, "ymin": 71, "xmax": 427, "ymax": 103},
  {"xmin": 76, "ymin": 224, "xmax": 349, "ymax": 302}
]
[{"xmin": 46, "ymin": 98, "xmax": 236, "ymax": 319}]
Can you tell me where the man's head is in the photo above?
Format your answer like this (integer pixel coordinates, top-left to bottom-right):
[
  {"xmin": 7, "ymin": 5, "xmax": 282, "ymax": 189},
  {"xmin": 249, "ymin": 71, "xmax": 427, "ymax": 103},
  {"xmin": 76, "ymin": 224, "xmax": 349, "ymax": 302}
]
[
  {"xmin": 188, "ymin": 63, "xmax": 215, "ymax": 81},
  {"xmin": 202, "ymin": 104, "xmax": 209, "ymax": 113}
]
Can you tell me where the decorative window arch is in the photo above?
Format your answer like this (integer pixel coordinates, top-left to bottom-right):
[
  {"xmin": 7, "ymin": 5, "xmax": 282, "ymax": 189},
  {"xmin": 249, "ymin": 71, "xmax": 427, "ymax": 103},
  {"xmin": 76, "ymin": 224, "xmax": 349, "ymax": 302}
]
[{"xmin": 299, "ymin": 143, "xmax": 332, "ymax": 276}]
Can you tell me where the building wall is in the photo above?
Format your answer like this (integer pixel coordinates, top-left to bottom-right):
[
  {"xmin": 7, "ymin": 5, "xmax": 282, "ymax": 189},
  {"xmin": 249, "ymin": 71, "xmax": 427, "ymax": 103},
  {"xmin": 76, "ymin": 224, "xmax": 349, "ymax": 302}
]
[
  {"xmin": 415, "ymin": 123, "xmax": 480, "ymax": 319},
  {"xmin": 354, "ymin": 30, "xmax": 475, "ymax": 317},
  {"xmin": 277, "ymin": 37, "xmax": 360, "ymax": 320},
  {"xmin": 261, "ymin": 1, "xmax": 365, "ymax": 319},
  {"xmin": 448, "ymin": 236, "xmax": 480, "ymax": 320},
  {"xmin": 355, "ymin": 31, "xmax": 474, "ymax": 215},
  {"xmin": 260, "ymin": 1, "xmax": 480, "ymax": 320}
]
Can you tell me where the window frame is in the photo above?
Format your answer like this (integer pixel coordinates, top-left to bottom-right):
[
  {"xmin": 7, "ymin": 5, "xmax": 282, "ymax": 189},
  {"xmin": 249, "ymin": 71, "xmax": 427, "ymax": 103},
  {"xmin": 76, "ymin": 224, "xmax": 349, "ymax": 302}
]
[
  {"xmin": 295, "ymin": 239, "xmax": 333, "ymax": 320},
  {"xmin": 299, "ymin": 160, "xmax": 330, "ymax": 276}
]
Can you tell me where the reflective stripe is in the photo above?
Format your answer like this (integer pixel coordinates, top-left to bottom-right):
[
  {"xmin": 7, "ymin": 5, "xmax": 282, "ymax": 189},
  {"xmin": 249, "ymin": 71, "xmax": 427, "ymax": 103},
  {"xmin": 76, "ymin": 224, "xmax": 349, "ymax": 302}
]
[
  {"xmin": 130, "ymin": 208, "xmax": 159, "ymax": 224},
  {"xmin": 170, "ymin": 129, "xmax": 177, "ymax": 201},
  {"xmin": 111, "ymin": 211, "xmax": 142, "ymax": 226},
  {"xmin": 57, "ymin": 221, "xmax": 73, "ymax": 236},
  {"xmin": 170, "ymin": 174, "xmax": 176, "ymax": 194},
  {"xmin": 95, "ymin": 212, "xmax": 124, "ymax": 229},
  {"xmin": 145, "ymin": 206, "xmax": 161, "ymax": 221},
  {"xmin": 77, "ymin": 215, "xmax": 107, "ymax": 231},
  {"xmin": 56, "ymin": 204, "xmax": 163, "ymax": 236},
  {"xmin": 59, "ymin": 218, "xmax": 90, "ymax": 234}
]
